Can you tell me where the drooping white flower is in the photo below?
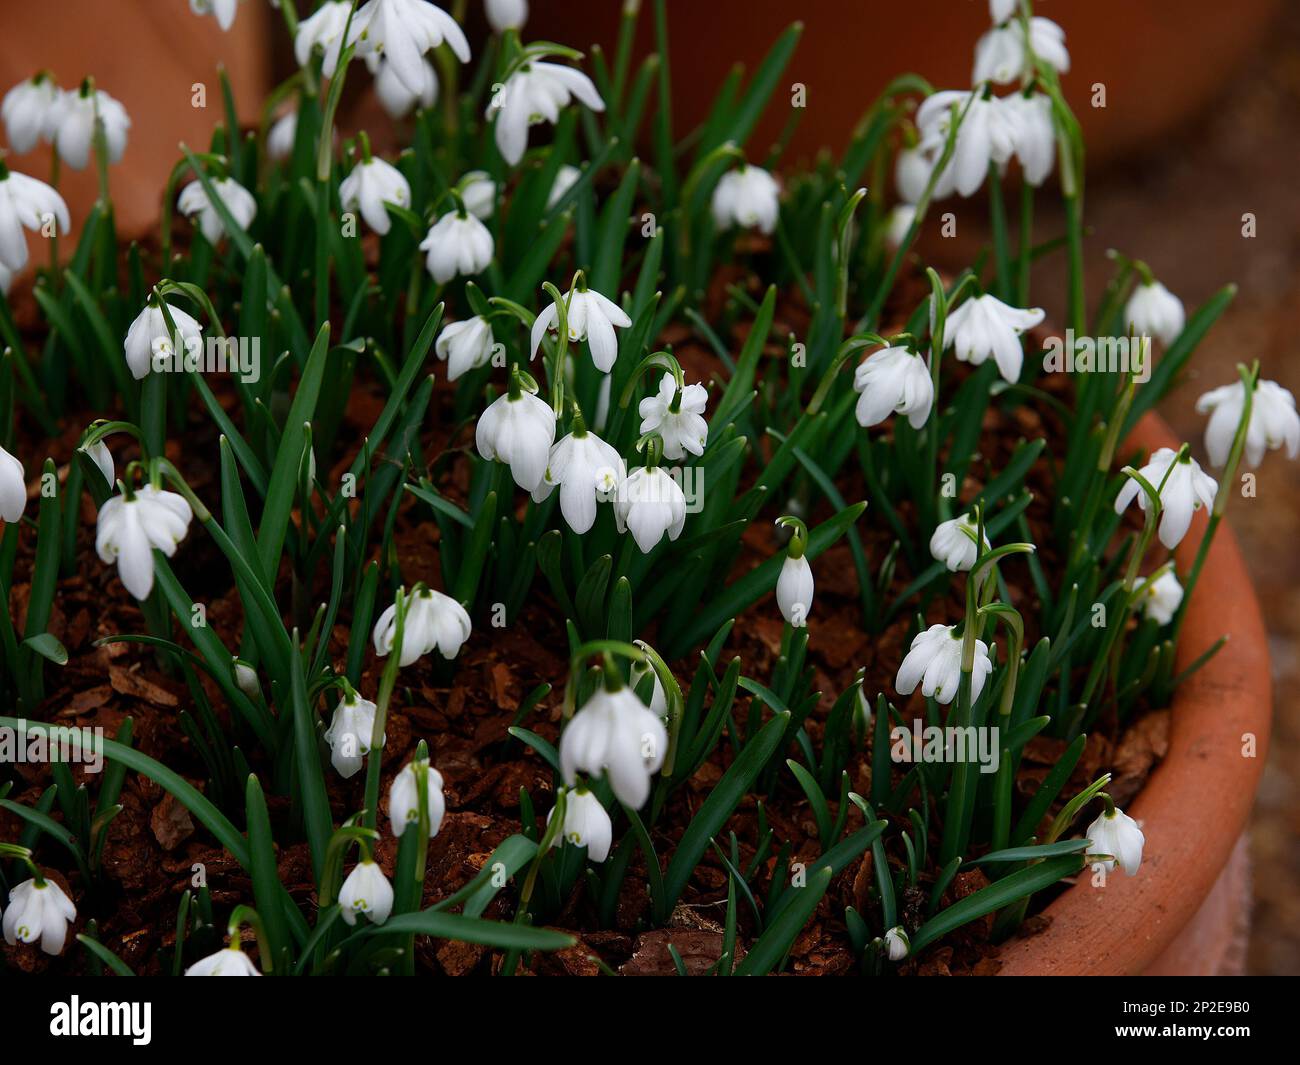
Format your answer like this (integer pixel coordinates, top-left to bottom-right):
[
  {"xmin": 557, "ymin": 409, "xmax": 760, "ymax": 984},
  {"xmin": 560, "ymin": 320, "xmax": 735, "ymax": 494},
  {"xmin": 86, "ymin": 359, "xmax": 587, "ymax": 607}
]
[
  {"xmin": 614, "ymin": 466, "xmax": 687, "ymax": 553},
  {"xmin": 349, "ymin": 0, "xmax": 470, "ymax": 97},
  {"xmin": 367, "ymin": 52, "xmax": 439, "ymax": 118},
  {"xmin": 884, "ymin": 925, "xmax": 909, "ymax": 962},
  {"xmin": 295, "ymin": 0, "xmax": 352, "ymax": 78},
  {"xmin": 189, "ymin": 0, "xmax": 239, "ymax": 31},
  {"xmin": 547, "ymin": 164, "xmax": 581, "ymax": 209},
  {"xmin": 530, "ymin": 286, "xmax": 631, "ymax": 374},
  {"xmin": 340, "ymin": 156, "xmax": 411, "ymax": 236},
  {"xmin": 1005, "ymin": 91, "xmax": 1055, "ymax": 186},
  {"xmin": 324, "ymin": 691, "xmax": 382, "ymax": 778},
  {"xmin": 629, "ymin": 653, "xmax": 667, "ymax": 720},
  {"xmin": 1023, "ymin": 17, "xmax": 1070, "ymax": 76},
  {"xmin": 989, "ymin": 0, "xmax": 1017, "ymax": 22},
  {"xmin": 531, "ymin": 425, "xmax": 624, "ymax": 534},
  {"xmin": 2, "ymin": 878, "xmax": 76, "ymax": 955},
  {"xmin": 559, "ymin": 684, "xmax": 668, "ymax": 809},
  {"xmin": 488, "ymin": 61, "xmax": 604, "ymax": 165},
  {"xmin": 0, "ymin": 445, "xmax": 25, "ymax": 523},
  {"xmin": 46, "ymin": 86, "xmax": 130, "ymax": 170},
  {"xmin": 0, "ymin": 165, "xmax": 71, "ymax": 271},
  {"xmin": 894, "ymin": 147, "xmax": 932, "ymax": 205},
  {"xmin": 972, "ymin": 25, "xmax": 1026, "ymax": 86},
  {"xmin": 776, "ymin": 554, "xmax": 814, "ymax": 627},
  {"xmin": 1085, "ymin": 806, "xmax": 1144, "ymax": 876},
  {"xmin": 710, "ymin": 165, "xmax": 780, "ymax": 234},
  {"xmin": 1138, "ymin": 570, "xmax": 1183, "ymax": 626},
  {"xmin": 929, "ymin": 513, "xmax": 989, "ymax": 572},
  {"xmin": 852, "ymin": 346, "xmax": 933, "ymax": 430},
  {"xmin": 388, "ymin": 757, "xmax": 446, "ymax": 838},
  {"xmin": 547, "ymin": 787, "xmax": 612, "ymax": 862},
  {"xmin": 81, "ymin": 440, "xmax": 114, "ymax": 489},
  {"xmin": 339, "ymin": 859, "xmax": 394, "ymax": 925},
  {"xmin": 1197, "ymin": 379, "xmax": 1300, "ymax": 469},
  {"xmin": 1114, "ymin": 447, "xmax": 1218, "ymax": 550},
  {"xmin": 944, "ymin": 293, "xmax": 1045, "ymax": 384},
  {"xmin": 177, "ymin": 176, "xmax": 257, "ymax": 245},
  {"xmin": 373, "ymin": 586, "xmax": 472, "ymax": 666},
  {"xmin": 896, "ymin": 623, "xmax": 993, "ymax": 706},
  {"xmin": 476, "ymin": 387, "xmax": 555, "ymax": 491},
  {"xmin": 485, "ymin": 0, "xmax": 528, "ymax": 34},
  {"xmin": 95, "ymin": 485, "xmax": 194, "ymax": 600},
  {"xmin": 917, "ymin": 90, "xmax": 1024, "ymax": 199},
  {"xmin": 1123, "ymin": 280, "xmax": 1184, "ymax": 346},
  {"xmin": 435, "ymin": 316, "xmax": 494, "ymax": 381},
  {"xmin": 419, "ymin": 210, "xmax": 493, "ymax": 283},
  {"xmin": 884, "ymin": 204, "xmax": 916, "ymax": 249},
  {"xmin": 638, "ymin": 373, "xmax": 708, "ymax": 460},
  {"xmin": 2, "ymin": 74, "xmax": 59, "ymax": 153},
  {"xmin": 123, "ymin": 301, "xmax": 203, "ymax": 381},
  {"xmin": 266, "ymin": 110, "xmax": 298, "ymax": 161},
  {"xmin": 459, "ymin": 170, "xmax": 496, "ymax": 219},
  {"xmin": 185, "ymin": 947, "xmax": 261, "ymax": 976}
]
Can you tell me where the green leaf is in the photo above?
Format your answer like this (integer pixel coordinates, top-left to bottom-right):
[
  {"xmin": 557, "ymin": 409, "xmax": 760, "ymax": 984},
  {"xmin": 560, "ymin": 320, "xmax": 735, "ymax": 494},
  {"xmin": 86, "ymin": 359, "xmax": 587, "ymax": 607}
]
[
  {"xmin": 373, "ymin": 911, "xmax": 575, "ymax": 952},
  {"xmin": 734, "ymin": 864, "xmax": 830, "ymax": 976}
]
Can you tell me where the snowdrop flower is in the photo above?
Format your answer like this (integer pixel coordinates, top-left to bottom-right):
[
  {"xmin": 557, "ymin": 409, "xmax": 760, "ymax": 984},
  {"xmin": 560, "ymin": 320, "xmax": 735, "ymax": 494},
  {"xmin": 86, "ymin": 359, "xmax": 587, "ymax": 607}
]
[
  {"xmin": 459, "ymin": 170, "xmax": 496, "ymax": 219},
  {"xmin": 373, "ymin": 586, "xmax": 472, "ymax": 665},
  {"xmin": 560, "ymin": 682, "xmax": 668, "ymax": 809},
  {"xmin": 177, "ymin": 176, "xmax": 256, "ymax": 245},
  {"xmin": 190, "ymin": 0, "xmax": 239, "ymax": 31},
  {"xmin": 295, "ymin": 0, "xmax": 352, "ymax": 78},
  {"xmin": 388, "ymin": 757, "xmax": 446, "ymax": 838},
  {"xmin": 1086, "ymin": 805, "xmax": 1144, "ymax": 876},
  {"xmin": 95, "ymin": 485, "xmax": 194, "ymax": 600},
  {"xmin": 350, "ymin": 0, "xmax": 470, "ymax": 97},
  {"xmin": 233, "ymin": 660, "xmax": 260, "ymax": 698},
  {"xmin": 2, "ymin": 73, "xmax": 59, "ymax": 153},
  {"xmin": 532, "ymin": 417, "xmax": 624, "ymax": 534},
  {"xmin": 340, "ymin": 154, "xmax": 410, "ymax": 235},
  {"xmin": 530, "ymin": 285, "xmax": 630, "ymax": 374},
  {"xmin": 852, "ymin": 345, "xmax": 933, "ymax": 430},
  {"xmin": 989, "ymin": 0, "xmax": 1016, "ymax": 21},
  {"xmin": 547, "ymin": 787, "xmax": 612, "ymax": 862},
  {"xmin": 614, "ymin": 464, "xmax": 686, "ymax": 553},
  {"xmin": 339, "ymin": 860, "xmax": 394, "ymax": 925},
  {"xmin": 638, "ymin": 373, "xmax": 708, "ymax": 460},
  {"xmin": 0, "ymin": 163, "xmax": 70, "ymax": 271},
  {"xmin": 123, "ymin": 301, "xmax": 203, "ymax": 380},
  {"xmin": 884, "ymin": 204, "xmax": 916, "ymax": 249},
  {"xmin": 547, "ymin": 164, "xmax": 581, "ymax": 209},
  {"xmin": 435, "ymin": 315, "xmax": 494, "ymax": 381},
  {"xmin": 485, "ymin": 0, "xmax": 528, "ymax": 34},
  {"xmin": 324, "ymin": 691, "xmax": 382, "ymax": 778},
  {"xmin": 884, "ymin": 926, "xmax": 909, "ymax": 962},
  {"xmin": 1114, "ymin": 447, "xmax": 1217, "ymax": 550},
  {"xmin": 1124, "ymin": 280, "xmax": 1184, "ymax": 346},
  {"xmin": 1006, "ymin": 91, "xmax": 1055, "ymax": 186},
  {"xmin": 895, "ymin": 146, "xmax": 931, "ymax": 205},
  {"xmin": 3, "ymin": 877, "xmax": 76, "ymax": 955},
  {"xmin": 266, "ymin": 110, "xmax": 297, "ymax": 161},
  {"xmin": 777, "ymin": 553, "xmax": 814, "ymax": 627},
  {"xmin": 0, "ymin": 445, "xmax": 25, "ymax": 523},
  {"xmin": 1023, "ymin": 17, "xmax": 1070, "ymax": 76},
  {"xmin": 81, "ymin": 439, "xmax": 114, "ymax": 488},
  {"xmin": 972, "ymin": 25, "xmax": 1025, "ymax": 85},
  {"xmin": 368, "ymin": 52, "xmax": 438, "ymax": 117},
  {"xmin": 488, "ymin": 61, "xmax": 604, "ymax": 166},
  {"xmin": 710, "ymin": 164, "xmax": 780, "ymax": 234},
  {"xmin": 929, "ymin": 513, "xmax": 989, "ymax": 572},
  {"xmin": 917, "ymin": 90, "xmax": 1023, "ymax": 199},
  {"xmin": 1138, "ymin": 570, "xmax": 1183, "ymax": 626},
  {"xmin": 630, "ymin": 652, "xmax": 667, "ymax": 720},
  {"xmin": 476, "ymin": 378, "xmax": 556, "ymax": 491},
  {"xmin": 944, "ymin": 293, "xmax": 1045, "ymax": 384},
  {"xmin": 419, "ymin": 209, "xmax": 493, "ymax": 283},
  {"xmin": 46, "ymin": 84, "xmax": 130, "ymax": 170},
  {"xmin": 185, "ymin": 947, "xmax": 261, "ymax": 976},
  {"xmin": 1197, "ymin": 379, "xmax": 1299, "ymax": 469},
  {"xmin": 896, "ymin": 623, "xmax": 993, "ymax": 706}
]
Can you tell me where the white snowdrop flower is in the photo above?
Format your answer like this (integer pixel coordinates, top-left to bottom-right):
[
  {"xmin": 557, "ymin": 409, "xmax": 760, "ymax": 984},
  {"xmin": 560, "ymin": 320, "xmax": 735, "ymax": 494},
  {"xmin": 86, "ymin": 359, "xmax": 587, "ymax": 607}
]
[
  {"xmin": 123, "ymin": 301, "xmax": 203, "ymax": 381},
  {"xmin": 340, "ymin": 155, "xmax": 410, "ymax": 236},
  {"xmin": 233, "ymin": 660, "xmax": 260, "ymax": 698},
  {"xmin": 435, "ymin": 315, "xmax": 494, "ymax": 381},
  {"xmin": 1123, "ymin": 280, "xmax": 1184, "ymax": 346},
  {"xmin": 1005, "ymin": 91, "xmax": 1055, "ymax": 187},
  {"xmin": 350, "ymin": 0, "xmax": 470, "ymax": 98},
  {"xmin": 896, "ymin": 623, "xmax": 993, "ymax": 707},
  {"xmin": 944, "ymin": 293, "xmax": 1045, "ymax": 384},
  {"xmin": 1197, "ymin": 379, "xmax": 1300, "ymax": 469},
  {"xmin": 2, "ymin": 73, "xmax": 59, "ymax": 153},
  {"xmin": 368, "ymin": 52, "xmax": 439, "ymax": 118},
  {"xmin": 710, "ymin": 164, "xmax": 780, "ymax": 235},
  {"xmin": 852, "ymin": 346, "xmax": 933, "ymax": 430},
  {"xmin": 185, "ymin": 947, "xmax": 261, "ymax": 976},
  {"xmin": 884, "ymin": 926, "xmax": 909, "ymax": 962},
  {"xmin": 777, "ymin": 554, "xmax": 814, "ymax": 627},
  {"xmin": 1138, "ymin": 570, "xmax": 1183, "ymax": 626},
  {"xmin": 972, "ymin": 24, "xmax": 1026, "ymax": 86},
  {"xmin": 547, "ymin": 164, "xmax": 582, "ymax": 209},
  {"xmin": 638, "ymin": 373, "xmax": 708, "ymax": 460},
  {"xmin": 989, "ymin": 0, "xmax": 1017, "ymax": 23},
  {"xmin": 531, "ymin": 422, "xmax": 624, "ymax": 534},
  {"xmin": 1023, "ymin": 17, "xmax": 1070, "ymax": 76},
  {"xmin": 0, "ymin": 445, "xmax": 26, "ymax": 523},
  {"xmin": 884, "ymin": 204, "xmax": 916, "ymax": 249},
  {"xmin": 339, "ymin": 860, "xmax": 394, "ymax": 925},
  {"xmin": 1115, "ymin": 447, "xmax": 1217, "ymax": 550},
  {"xmin": 559, "ymin": 684, "xmax": 668, "ymax": 809},
  {"xmin": 3, "ymin": 878, "xmax": 76, "ymax": 955},
  {"xmin": 485, "ymin": 0, "xmax": 528, "ymax": 34},
  {"xmin": 917, "ymin": 90, "xmax": 1024, "ymax": 199},
  {"xmin": 419, "ymin": 210, "xmax": 493, "ymax": 283},
  {"xmin": 629, "ymin": 653, "xmax": 667, "ymax": 720},
  {"xmin": 388, "ymin": 757, "xmax": 446, "ymax": 838},
  {"xmin": 530, "ymin": 286, "xmax": 631, "ymax": 374},
  {"xmin": 295, "ymin": 0, "xmax": 352, "ymax": 78},
  {"xmin": 189, "ymin": 0, "xmax": 239, "ymax": 31},
  {"xmin": 459, "ymin": 169, "xmax": 496, "ymax": 219},
  {"xmin": 547, "ymin": 787, "xmax": 612, "ymax": 862},
  {"xmin": 95, "ymin": 485, "xmax": 194, "ymax": 601},
  {"xmin": 1085, "ymin": 806, "xmax": 1144, "ymax": 877},
  {"xmin": 895, "ymin": 146, "xmax": 932, "ymax": 205},
  {"xmin": 81, "ymin": 440, "xmax": 114, "ymax": 488},
  {"xmin": 0, "ymin": 164, "xmax": 71, "ymax": 272},
  {"xmin": 266, "ymin": 110, "xmax": 297, "ymax": 161},
  {"xmin": 177, "ymin": 176, "xmax": 256, "ymax": 245},
  {"xmin": 373, "ymin": 586, "xmax": 472, "ymax": 666},
  {"xmin": 476, "ymin": 386, "xmax": 555, "ymax": 492},
  {"xmin": 614, "ymin": 465, "xmax": 686, "ymax": 553},
  {"xmin": 929, "ymin": 513, "xmax": 989, "ymax": 572},
  {"xmin": 47, "ymin": 86, "xmax": 130, "ymax": 169},
  {"xmin": 324, "ymin": 691, "xmax": 382, "ymax": 778},
  {"xmin": 488, "ymin": 61, "xmax": 604, "ymax": 166}
]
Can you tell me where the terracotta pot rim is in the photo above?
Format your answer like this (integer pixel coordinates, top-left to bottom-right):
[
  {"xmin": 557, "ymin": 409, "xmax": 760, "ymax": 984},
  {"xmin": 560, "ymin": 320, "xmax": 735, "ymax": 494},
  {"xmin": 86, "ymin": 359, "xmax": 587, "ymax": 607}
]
[{"xmin": 996, "ymin": 411, "xmax": 1272, "ymax": 975}]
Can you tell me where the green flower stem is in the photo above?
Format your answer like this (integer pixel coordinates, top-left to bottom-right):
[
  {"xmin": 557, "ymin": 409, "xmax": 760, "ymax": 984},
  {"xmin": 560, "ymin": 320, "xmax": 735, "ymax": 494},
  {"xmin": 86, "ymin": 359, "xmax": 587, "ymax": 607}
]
[
  {"xmin": 226, "ymin": 905, "xmax": 273, "ymax": 973},
  {"xmin": 363, "ymin": 586, "xmax": 408, "ymax": 833}
]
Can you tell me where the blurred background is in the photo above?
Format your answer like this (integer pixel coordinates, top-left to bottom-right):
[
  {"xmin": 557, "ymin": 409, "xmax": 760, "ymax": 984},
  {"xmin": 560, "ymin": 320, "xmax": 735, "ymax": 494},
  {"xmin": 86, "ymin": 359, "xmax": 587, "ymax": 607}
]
[{"xmin": 1, "ymin": 0, "xmax": 1295, "ymax": 973}]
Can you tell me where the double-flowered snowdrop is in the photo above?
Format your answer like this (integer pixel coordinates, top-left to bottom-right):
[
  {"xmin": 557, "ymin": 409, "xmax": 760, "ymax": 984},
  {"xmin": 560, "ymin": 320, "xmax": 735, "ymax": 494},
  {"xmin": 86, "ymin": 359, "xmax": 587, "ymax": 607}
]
[
  {"xmin": 560, "ymin": 678, "xmax": 668, "ymax": 809},
  {"xmin": 2, "ymin": 73, "xmax": 59, "ymax": 153},
  {"xmin": 884, "ymin": 926, "xmax": 910, "ymax": 962},
  {"xmin": 485, "ymin": 0, "xmax": 528, "ymax": 34},
  {"xmin": 530, "ymin": 284, "xmax": 631, "ymax": 374},
  {"xmin": 532, "ymin": 412, "xmax": 624, "ymax": 534},
  {"xmin": 1115, "ymin": 447, "xmax": 1217, "ymax": 550},
  {"xmin": 973, "ymin": 17, "xmax": 1069, "ymax": 86},
  {"xmin": 419, "ymin": 208, "xmax": 493, "ymax": 283},
  {"xmin": 435, "ymin": 315, "xmax": 494, "ymax": 380},
  {"xmin": 1138, "ymin": 569, "xmax": 1183, "ymax": 626},
  {"xmin": 177, "ymin": 176, "xmax": 257, "ymax": 245},
  {"xmin": 295, "ymin": 0, "xmax": 353, "ymax": 78},
  {"xmin": 852, "ymin": 345, "xmax": 933, "ymax": 430},
  {"xmin": 189, "ymin": 0, "xmax": 239, "ymax": 31},
  {"xmin": 95, "ymin": 484, "xmax": 194, "ymax": 600},
  {"xmin": 185, "ymin": 946, "xmax": 261, "ymax": 976},
  {"xmin": 896, "ymin": 623, "xmax": 993, "ymax": 706},
  {"xmin": 0, "ymin": 445, "xmax": 25, "ymax": 523},
  {"xmin": 1085, "ymin": 804, "xmax": 1144, "ymax": 876},
  {"xmin": 547, "ymin": 787, "xmax": 612, "ymax": 862},
  {"xmin": 1123, "ymin": 279, "xmax": 1184, "ymax": 346},
  {"xmin": 350, "ymin": 0, "xmax": 470, "ymax": 98},
  {"xmin": 373, "ymin": 585, "xmax": 472, "ymax": 665},
  {"xmin": 123, "ymin": 300, "xmax": 203, "ymax": 380},
  {"xmin": 324, "ymin": 689, "xmax": 382, "ymax": 778},
  {"xmin": 340, "ymin": 152, "xmax": 411, "ymax": 235},
  {"xmin": 1197, "ymin": 378, "xmax": 1299, "ymax": 469},
  {"xmin": 459, "ymin": 170, "xmax": 496, "ymax": 219},
  {"xmin": 775, "ymin": 517, "xmax": 814, "ymax": 627},
  {"xmin": 488, "ymin": 59, "xmax": 604, "ymax": 166},
  {"xmin": 917, "ymin": 90, "xmax": 1023, "ymax": 200},
  {"xmin": 388, "ymin": 755, "xmax": 446, "ymax": 838},
  {"xmin": 944, "ymin": 292, "xmax": 1045, "ymax": 384},
  {"xmin": 711, "ymin": 164, "xmax": 781, "ymax": 235},
  {"xmin": 1005, "ymin": 91, "xmax": 1055, "ymax": 186},
  {"xmin": 547, "ymin": 164, "xmax": 582, "ymax": 209},
  {"xmin": 368, "ymin": 52, "xmax": 439, "ymax": 118},
  {"xmin": 614, "ymin": 461, "xmax": 687, "ymax": 553},
  {"xmin": 638, "ymin": 373, "xmax": 708, "ymax": 460},
  {"xmin": 339, "ymin": 860, "xmax": 394, "ymax": 925},
  {"xmin": 0, "ymin": 163, "xmax": 70, "ymax": 271},
  {"xmin": 46, "ymin": 84, "xmax": 130, "ymax": 170},
  {"xmin": 476, "ymin": 369, "xmax": 556, "ymax": 491},
  {"xmin": 3, "ymin": 876, "xmax": 76, "ymax": 955},
  {"xmin": 929, "ymin": 512, "xmax": 989, "ymax": 572}
]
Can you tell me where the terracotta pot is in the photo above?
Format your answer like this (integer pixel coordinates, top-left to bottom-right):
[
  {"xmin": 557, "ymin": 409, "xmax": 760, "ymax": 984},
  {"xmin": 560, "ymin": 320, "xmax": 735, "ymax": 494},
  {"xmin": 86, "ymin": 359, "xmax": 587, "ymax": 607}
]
[{"xmin": 997, "ymin": 411, "xmax": 1271, "ymax": 976}]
